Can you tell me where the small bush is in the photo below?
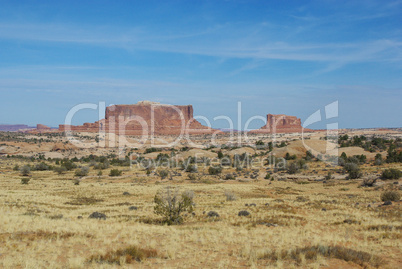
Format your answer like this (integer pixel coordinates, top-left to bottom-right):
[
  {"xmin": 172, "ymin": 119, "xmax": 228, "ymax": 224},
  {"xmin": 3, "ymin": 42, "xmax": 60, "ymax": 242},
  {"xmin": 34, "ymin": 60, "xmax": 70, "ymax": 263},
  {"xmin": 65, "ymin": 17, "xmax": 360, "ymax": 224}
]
[
  {"xmin": 264, "ymin": 173, "xmax": 271, "ymax": 180},
  {"xmin": 154, "ymin": 187, "xmax": 194, "ymax": 225},
  {"xmin": 109, "ymin": 169, "xmax": 123, "ymax": 177},
  {"xmin": 35, "ymin": 162, "xmax": 50, "ymax": 171},
  {"xmin": 158, "ymin": 169, "xmax": 169, "ymax": 179},
  {"xmin": 184, "ymin": 164, "xmax": 198, "ymax": 173},
  {"xmin": 187, "ymin": 173, "xmax": 198, "ymax": 180},
  {"xmin": 224, "ymin": 173, "xmax": 235, "ymax": 180},
  {"xmin": 20, "ymin": 165, "xmax": 31, "ymax": 176},
  {"xmin": 54, "ymin": 166, "xmax": 67, "ymax": 175},
  {"xmin": 75, "ymin": 166, "xmax": 89, "ymax": 177},
  {"xmin": 287, "ymin": 162, "xmax": 299, "ymax": 174},
  {"xmin": 344, "ymin": 163, "xmax": 362, "ymax": 179},
  {"xmin": 380, "ymin": 191, "xmax": 400, "ymax": 202},
  {"xmin": 382, "ymin": 168, "xmax": 401, "ymax": 180},
  {"xmin": 13, "ymin": 164, "xmax": 19, "ymax": 171},
  {"xmin": 208, "ymin": 166, "xmax": 222, "ymax": 175},
  {"xmin": 94, "ymin": 161, "xmax": 110, "ymax": 170},
  {"xmin": 361, "ymin": 177, "xmax": 377, "ymax": 187}
]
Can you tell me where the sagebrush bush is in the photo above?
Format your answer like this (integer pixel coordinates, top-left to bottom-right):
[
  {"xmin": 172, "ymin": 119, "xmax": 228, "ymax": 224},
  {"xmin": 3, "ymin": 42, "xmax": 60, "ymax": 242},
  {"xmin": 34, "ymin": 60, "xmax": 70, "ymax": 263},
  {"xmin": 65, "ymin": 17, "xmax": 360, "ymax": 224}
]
[
  {"xmin": 75, "ymin": 166, "xmax": 89, "ymax": 177},
  {"xmin": 380, "ymin": 190, "xmax": 400, "ymax": 202},
  {"xmin": 109, "ymin": 169, "xmax": 122, "ymax": 177},
  {"xmin": 154, "ymin": 187, "xmax": 194, "ymax": 225},
  {"xmin": 344, "ymin": 163, "xmax": 362, "ymax": 179},
  {"xmin": 158, "ymin": 169, "xmax": 169, "ymax": 179},
  {"xmin": 54, "ymin": 166, "xmax": 67, "ymax": 175},
  {"xmin": 287, "ymin": 162, "xmax": 299, "ymax": 174},
  {"xmin": 381, "ymin": 168, "xmax": 401, "ymax": 180},
  {"xmin": 20, "ymin": 165, "xmax": 31, "ymax": 176},
  {"xmin": 208, "ymin": 166, "xmax": 222, "ymax": 175}
]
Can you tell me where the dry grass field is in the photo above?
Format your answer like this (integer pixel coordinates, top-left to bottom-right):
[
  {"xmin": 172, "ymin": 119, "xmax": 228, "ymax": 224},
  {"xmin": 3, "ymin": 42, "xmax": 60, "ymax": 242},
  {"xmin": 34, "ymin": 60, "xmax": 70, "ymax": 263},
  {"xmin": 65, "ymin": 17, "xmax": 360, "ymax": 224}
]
[
  {"xmin": 0, "ymin": 131, "xmax": 401, "ymax": 268},
  {"xmin": 0, "ymin": 159, "xmax": 401, "ymax": 268}
]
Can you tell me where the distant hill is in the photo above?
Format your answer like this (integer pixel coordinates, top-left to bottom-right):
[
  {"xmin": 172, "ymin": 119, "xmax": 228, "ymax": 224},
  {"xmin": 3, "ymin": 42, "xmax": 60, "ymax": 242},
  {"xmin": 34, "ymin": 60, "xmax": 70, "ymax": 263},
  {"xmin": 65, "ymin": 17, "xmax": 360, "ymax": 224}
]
[{"xmin": 0, "ymin": 124, "xmax": 34, "ymax": 132}]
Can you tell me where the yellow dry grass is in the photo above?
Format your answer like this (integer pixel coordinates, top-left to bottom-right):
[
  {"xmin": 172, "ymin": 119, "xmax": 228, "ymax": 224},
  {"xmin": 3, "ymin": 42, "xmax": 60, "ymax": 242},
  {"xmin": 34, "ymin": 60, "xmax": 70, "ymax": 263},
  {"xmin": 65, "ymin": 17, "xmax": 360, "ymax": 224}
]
[{"xmin": 0, "ymin": 159, "xmax": 401, "ymax": 269}]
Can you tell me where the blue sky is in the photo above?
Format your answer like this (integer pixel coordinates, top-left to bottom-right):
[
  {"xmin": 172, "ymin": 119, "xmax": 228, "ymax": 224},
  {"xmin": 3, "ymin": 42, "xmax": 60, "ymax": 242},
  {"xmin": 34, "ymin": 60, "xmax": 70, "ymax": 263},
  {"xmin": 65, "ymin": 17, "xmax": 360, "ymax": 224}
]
[{"xmin": 0, "ymin": 0, "xmax": 401, "ymax": 129}]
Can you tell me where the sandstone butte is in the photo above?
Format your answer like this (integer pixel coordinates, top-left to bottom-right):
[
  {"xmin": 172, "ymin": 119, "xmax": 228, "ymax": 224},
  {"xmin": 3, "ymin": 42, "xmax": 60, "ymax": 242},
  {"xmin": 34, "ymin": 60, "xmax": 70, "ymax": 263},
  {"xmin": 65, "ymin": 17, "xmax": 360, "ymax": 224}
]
[
  {"xmin": 27, "ymin": 102, "xmax": 314, "ymax": 135},
  {"xmin": 58, "ymin": 101, "xmax": 221, "ymax": 135},
  {"xmin": 249, "ymin": 114, "xmax": 314, "ymax": 134}
]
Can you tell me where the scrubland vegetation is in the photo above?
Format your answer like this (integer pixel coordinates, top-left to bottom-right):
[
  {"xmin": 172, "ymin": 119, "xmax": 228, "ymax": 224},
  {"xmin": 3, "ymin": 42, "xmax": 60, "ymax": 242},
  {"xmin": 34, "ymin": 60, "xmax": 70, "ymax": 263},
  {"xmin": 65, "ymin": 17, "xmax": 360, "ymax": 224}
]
[{"xmin": 0, "ymin": 131, "xmax": 401, "ymax": 268}]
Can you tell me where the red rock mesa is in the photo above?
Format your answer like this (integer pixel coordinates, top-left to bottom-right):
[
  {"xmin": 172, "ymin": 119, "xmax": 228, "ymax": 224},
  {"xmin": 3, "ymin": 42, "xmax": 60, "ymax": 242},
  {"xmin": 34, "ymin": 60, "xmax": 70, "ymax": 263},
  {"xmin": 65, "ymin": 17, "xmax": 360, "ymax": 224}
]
[
  {"xmin": 59, "ymin": 101, "xmax": 220, "ymax": 135},
  {"xmin": 251, "ymin": 114, "xmax": 313, "ymax": 133}
]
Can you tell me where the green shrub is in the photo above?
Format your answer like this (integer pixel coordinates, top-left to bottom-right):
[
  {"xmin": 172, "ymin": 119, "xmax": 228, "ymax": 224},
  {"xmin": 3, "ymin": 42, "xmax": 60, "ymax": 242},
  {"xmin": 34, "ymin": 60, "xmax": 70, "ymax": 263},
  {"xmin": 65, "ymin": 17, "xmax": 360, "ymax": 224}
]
[
  {"xmin": 217, "ymin": 151, "xmax": 223, "ymax": 159},
  {"xmin": 20, "ymin": 165, "xmax": 31, "ymax": 176},
  {"xmin": 13, "ymin": 164, "xmax": 19, "ymax": 171},
  {"xmin": 158, "ymin": 169, "xmax": 169, "ymax": 179},
  {"xmin": 35, "ymin": 162, "xmax": 50, "ymax": 171},
  {"xmin": 381, "ymin": 168, "xmax": 401, "ymax": 180},
  {"xmin": 54, "ymin": 166, "xmax": 67, "ymax": 175},
  {"xmin": 225, "ymin": 173, "xmax": 235, "ymax": 180},
  {"xmin": 61, "ymin": 160, "xmax": 77, "ymax": 171},
  {"xmin": 285, "ymin": 153, "xmax": 296, "ymax": 160},
  {"xmin": 374, "ymin": 153, "xmax": 383, "ymax": 165},
  {"xmin": 110, "ymin": 169, "xmax": 123, "ymax": 177},
  {"xmin": 380, "ymin": 190, "xmax": 400, "ymax": 202},
  {"xmin": 94, "ymin": 161, "xmax": 110, "ymax": 170},
  {"xmin": 74, "ymin": 166, "xmax": 89, "ymax": 177},
  {"xmin": 208, "ymin": 166, "xmax": 222, "ymax": 175},
  {"xmin": 344, "ymin": 163, "xmax": 362, "ymax": 179},
  {"xmin": 184, "ymin": 164, "xmax": 198, "ymax": 173},
  {"xmin": 187, "ymin": 173, "xmax": 198, "ymax": 180},
  {"xmin": 287, "ymin": 162, "xmax": 299, "ymax": 174},
  {"xmin": 154, "ymin": 187, "xmax": 194, "ymax": 225}
]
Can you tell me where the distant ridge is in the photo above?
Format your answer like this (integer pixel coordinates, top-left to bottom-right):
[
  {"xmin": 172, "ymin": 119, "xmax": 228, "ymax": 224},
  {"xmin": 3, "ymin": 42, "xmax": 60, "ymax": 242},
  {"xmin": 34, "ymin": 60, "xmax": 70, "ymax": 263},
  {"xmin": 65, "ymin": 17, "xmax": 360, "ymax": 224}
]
[{"xmin": 0, "ymin": 124, "xmax": 34, "ymax": 132}]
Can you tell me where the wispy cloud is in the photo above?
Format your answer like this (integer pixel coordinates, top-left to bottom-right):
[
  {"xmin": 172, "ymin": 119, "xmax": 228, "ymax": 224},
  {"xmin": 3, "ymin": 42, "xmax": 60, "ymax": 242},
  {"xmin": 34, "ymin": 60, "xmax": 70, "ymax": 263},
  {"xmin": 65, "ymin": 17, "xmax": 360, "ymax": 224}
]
[{"xmin": 0, "ymin": 21, "xmax": 400, "ymax": 71}]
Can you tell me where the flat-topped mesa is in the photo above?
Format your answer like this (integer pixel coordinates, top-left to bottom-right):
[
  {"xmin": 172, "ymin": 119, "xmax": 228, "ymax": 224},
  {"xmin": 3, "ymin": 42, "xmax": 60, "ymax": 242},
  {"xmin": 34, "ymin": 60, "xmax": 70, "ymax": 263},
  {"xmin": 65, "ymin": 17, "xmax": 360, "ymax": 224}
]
[
  {"xmin": 251, "ymin": 114, "xmax": 313, "ymax": 133},
  {"xmin": 36, "ymin": 124, "xmax": 51, "ymax": 131},
  {"xmin": 59, "ymin": 102, "xmax": 220, "ymax": 135}
]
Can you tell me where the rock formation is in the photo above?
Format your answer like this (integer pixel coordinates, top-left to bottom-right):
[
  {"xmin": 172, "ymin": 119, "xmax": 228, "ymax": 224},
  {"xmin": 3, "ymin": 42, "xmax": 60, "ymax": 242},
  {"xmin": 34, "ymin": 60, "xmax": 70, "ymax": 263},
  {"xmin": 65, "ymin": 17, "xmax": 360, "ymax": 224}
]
[
  {"xmin": 36, "ymin": 124, "xmax": 51, "ymax": 131},
  {"xmin": 250, "ymin": 114, "xmax": 313, "ymax": 133},
  {"xmin": 59, "ymin": 101, "xmax": 221, "ymax": 135},
  {"xmin": 0, "ymin": 124, "xmax": 34, "ymax": 132}
]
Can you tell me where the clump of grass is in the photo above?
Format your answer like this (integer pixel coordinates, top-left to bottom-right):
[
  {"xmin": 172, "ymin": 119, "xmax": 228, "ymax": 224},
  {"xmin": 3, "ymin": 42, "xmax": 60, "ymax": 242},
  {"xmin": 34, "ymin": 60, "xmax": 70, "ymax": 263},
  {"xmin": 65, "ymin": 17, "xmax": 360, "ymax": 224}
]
[
  {"xmin": 257, "ymin": 245, "xmax": 384, "ymax": 267},
  {"xmin": 87, "ymin": 245, "xmax": 158, "ymax": 265},
  {"xmin": 380, "ymin": 190, "xmax": 400, "ymax": 202},
  {"xmin": 224, "ymin": 190, "xmax": 237, "ymax": 201}
]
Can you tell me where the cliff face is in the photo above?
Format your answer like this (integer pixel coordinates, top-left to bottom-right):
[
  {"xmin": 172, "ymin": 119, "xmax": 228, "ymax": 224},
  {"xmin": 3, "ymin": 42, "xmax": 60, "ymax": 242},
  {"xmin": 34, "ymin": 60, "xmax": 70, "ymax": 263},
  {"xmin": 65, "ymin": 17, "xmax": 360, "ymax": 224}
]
[
  {"xmin": 251, "ymin": 114, "xmax": 312, "ymax": 133},
  {"xmin": 59, "ymin": 101, "xmax": 220, "ymax": 135}
]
